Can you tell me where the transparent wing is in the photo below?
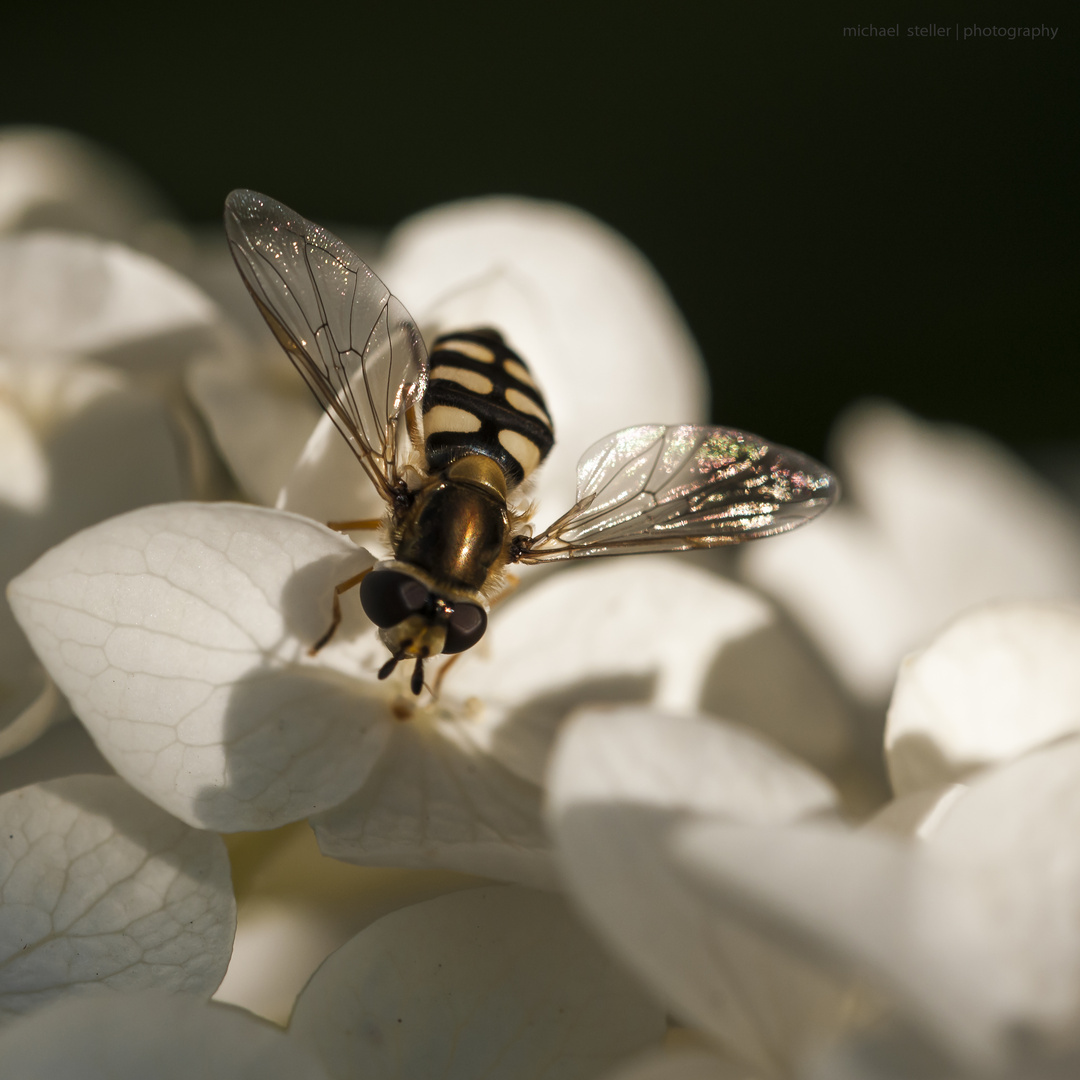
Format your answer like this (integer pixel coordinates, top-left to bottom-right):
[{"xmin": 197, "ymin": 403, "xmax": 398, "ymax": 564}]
[
  {"xmin": 514, "ymin": 424, "xmax": 837, "ymax": 562},
  {"xmin": 224, "ymin": 189, "xmax": 427, "ymax": 501}
]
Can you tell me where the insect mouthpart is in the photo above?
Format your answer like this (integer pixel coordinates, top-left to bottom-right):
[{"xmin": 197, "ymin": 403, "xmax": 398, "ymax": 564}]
[
  {"xmin": 360, "ymin": 566, "xmax": 488, "ymax": 694},
  {"xmin": 377, "ymin": 652, "xmax": 428, "ymax": 696}
]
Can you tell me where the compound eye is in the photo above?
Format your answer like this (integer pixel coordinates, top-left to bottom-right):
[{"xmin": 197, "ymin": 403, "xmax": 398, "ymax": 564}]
[
  {"xmin": 360, "ymin": 570, "xmax": 431, "ymax": 628},
  {"xmin": 442, "ymin": 603, "xmax": 487, "ymax": 654}
]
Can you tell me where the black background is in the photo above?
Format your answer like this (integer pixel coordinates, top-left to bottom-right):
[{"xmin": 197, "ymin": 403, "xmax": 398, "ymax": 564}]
[{"xmin": 5, "ymin": 5, "xmax": 1076, "ymax": 462}]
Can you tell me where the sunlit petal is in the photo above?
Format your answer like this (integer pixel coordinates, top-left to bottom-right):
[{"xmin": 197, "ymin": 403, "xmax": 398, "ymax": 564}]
[
  {"xmin": 886, "ymin": 601, "xmax": 1080, "ymax": 794},
  {"xmin": 7, "ymin": 503, "xmax": 390, "ymax": 830},
  {"xmin": 0, "ymin": 776, "xmax": 234, "ymax": 1020}
]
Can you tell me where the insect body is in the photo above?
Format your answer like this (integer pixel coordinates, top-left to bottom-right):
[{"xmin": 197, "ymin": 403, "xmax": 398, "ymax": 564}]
[
  {"xmin": 225, "ymin": 190, "xmax": 837, "ymax": 695},
  {"xmin": 367, "ymin": 329, "xmax": 553, "ymax": 691}
]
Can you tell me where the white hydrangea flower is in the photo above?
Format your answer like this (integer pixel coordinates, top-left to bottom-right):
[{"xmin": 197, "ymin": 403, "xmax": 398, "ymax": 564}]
[
  {"xmin": 6, "ymin": 501, "xmax": 848, "ymax": 888},
  {"xmin": 0, "ymin": 136, "xmax": 871, "ymax": 1075},
  {"xmin": 551, "ymin": 602, "xmax": 1080, "ymax": 1079},
  {"xmin": 741, "ymin": 401, "xmax": 1080, "ymax": 707},
  {"xmin": 0, "ymin": 886, "xmax": 664, "ymax": 1080},
  {"xmin": 6, "ymin": 185, "xmax": 854, "ymax": 888}
]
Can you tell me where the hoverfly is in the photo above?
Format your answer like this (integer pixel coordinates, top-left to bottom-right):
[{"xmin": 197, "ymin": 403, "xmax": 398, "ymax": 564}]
[{"xmin": 224, "ymin": 190, "xmax": 836, "ymax": 695}]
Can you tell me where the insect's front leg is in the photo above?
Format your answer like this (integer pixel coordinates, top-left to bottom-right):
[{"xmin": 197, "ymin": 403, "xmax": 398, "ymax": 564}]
[
  {"xmin": 430, "ymin": 652, "xmax": 462, "ymax": 698},
  {"xmin": 310, "ymin": 569, "xmax": 372, "ymax": 655}
]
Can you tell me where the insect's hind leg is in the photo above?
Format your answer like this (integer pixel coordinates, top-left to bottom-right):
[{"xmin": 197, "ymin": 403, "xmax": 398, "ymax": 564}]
[{"xmin": 309, "ymin": 568, "xmax": 371, "ymax": 655}]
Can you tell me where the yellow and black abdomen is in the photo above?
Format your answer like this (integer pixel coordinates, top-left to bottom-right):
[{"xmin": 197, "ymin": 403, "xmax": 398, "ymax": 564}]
[{"xmin": 422, "ymin": 330, "xmax": 554, "ymax": 489}]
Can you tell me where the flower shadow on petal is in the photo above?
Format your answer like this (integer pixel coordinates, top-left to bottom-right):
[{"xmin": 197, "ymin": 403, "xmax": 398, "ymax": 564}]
[
  {"xmin": 276, "ymin": 548, "xmax": 377, "ymax": 654},
  {"xmin": 182, "ymin": 538, "xmax": 387, "ymax": 832},
  {"xmin": 490, "ymin": 672, "xmax": 658, "ymax": 785},
  {"xmin": 700, "ymin": 617, "xmax": 865, "ymax": 781},
  {"xmin": 555, "ymin": 800, "xmax": 851, "ymax": 1076},
  {"xmin": 92, "ymin": 322, "xmax": 226, "ymax": 373},
  {"xmin": 189, "ymin": 661, "xmax": 393, "ymax": 832}
]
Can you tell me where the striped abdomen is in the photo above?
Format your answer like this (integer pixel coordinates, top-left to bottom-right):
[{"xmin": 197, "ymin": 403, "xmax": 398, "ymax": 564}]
[{"xmin": 422, "ymin": 330, "xmax": 554, "ymax": 489}]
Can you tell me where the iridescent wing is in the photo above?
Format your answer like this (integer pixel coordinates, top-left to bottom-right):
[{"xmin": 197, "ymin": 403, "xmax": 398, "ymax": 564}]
[
  {"xmin": 513, "ymin": 424, "xmax": 837, "ymax": 562},
  {"xmin": 224, "ymin": 189, "xmax": 427, "ymax": 502}
]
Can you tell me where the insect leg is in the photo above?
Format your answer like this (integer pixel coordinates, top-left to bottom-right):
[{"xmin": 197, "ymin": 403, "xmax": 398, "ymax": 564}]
[
  {"xmin": 309, "ymin": 568, "xmax": 371, "ymax": 655},
  {"xmin": 431, "ymin": 652, "xmax": 462, "ymax": 698},
  {"xmin": 405, "ymin": 403, "xmax": 423, "ymax": 450}
]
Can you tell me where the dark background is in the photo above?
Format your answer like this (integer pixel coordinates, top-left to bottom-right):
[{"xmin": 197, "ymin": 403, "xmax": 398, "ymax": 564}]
[{"xmin": 6, "ymin": 5, "xmax": 1076, "ymax": 464}]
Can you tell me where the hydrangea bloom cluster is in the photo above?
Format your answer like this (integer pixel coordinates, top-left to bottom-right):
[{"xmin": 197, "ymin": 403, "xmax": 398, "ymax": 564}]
[{"xmin": 2, "ymin": 127, "xmax": 1079, "ymax": 1078}]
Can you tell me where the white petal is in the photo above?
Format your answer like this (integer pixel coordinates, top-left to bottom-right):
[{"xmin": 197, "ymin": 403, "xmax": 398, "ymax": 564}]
[
  {"xmin": 312, "ymin": 704, "xmax": 555, "ymax": 888},
  {"xmin": 0, "ymin": 993, "xmax": 331, "ymax": 1079},
  {"xmin": 215, "ymin": 822, "xmax": 482, "ymax": 1024},
  {"xmin": 678, "ymin": 741, "xmax": 1080, "ymax": 1070},
  {"xmin": 670, "ymin": 821, "xmax": 1003, "ymax": 1070},
  {"xmin": 0, "ymin": 127, "xmax": 166, "ymax": 244},
  {"xmin": 547, "ymin": 707, "xmax": 844, "ymax": 1075},
  {"xmin": 742, "ymin": 402, "xmax": 1080, "ymax": 706},
  {"xmin": 886, "ymin": 602, "xmax": 1080, "ymax": 794},
  {"xmin": 1, "ymin": 359, "xmax": 186, "ymax": 748},
  {"xmin": 0, "ymin": 358, "xmax": 186, "ymax": 521},
  {"xmin": 275, "ymin": 406, "xmax": 393, "ymax": 530},
  {"xmin": 0, "ymin": 775, "xmax": 234, "ymax": 1020},
  {"xmin": 548, "ymin": 706, "xmax": 838, "ymax": 823},
  {"xmin": 740, "ymin": 507, "xmax": 922, "ymax": 706},
  {"xmin": 289, "ymin": 885, "xmax": 666, "ymax": 1080},
  {"xmin": 834, "ymin": 403, "xmax": 1080, "ymax": 609},
  {"xmin": 451, "ymin": 558, "xmax": 853, "ymax": 784},
  {"xmin": 864, "ymin": 784, "xmax": 967, "ymax": 840},
  {"xmin": 0, "ymin": 232, "xmax": 220, "ymax": 358},
  {"xmin": 0, "ymin": 388, "xmax": 48, "ymax": 511},
  {"xmin": 187, "ymin": 345, "xmax": 323, "ymax": 506},
  {"xmin": 7, "ymin": 503, "xmax": 392, "ymax": 830},
  {"xmin": 923, "ymin": 737, "xmax": 1080, "ymax": 1036},
  {"xmin": 214, "ymin": 897, "xmax": 348, "ymax": 1026},
  {"xmin": 799, "ymin": 1022, "xmax": 960, "ymax": 1080},
  {"xmin": 598, "ymin": 1048, "xmax": 749, "ymax": 1080},
  {"xmin": 0, "ymin": 677, "xmax": 64, "ymax": 760}
]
